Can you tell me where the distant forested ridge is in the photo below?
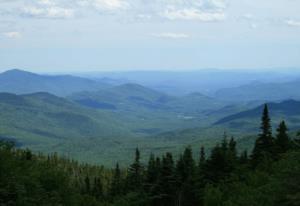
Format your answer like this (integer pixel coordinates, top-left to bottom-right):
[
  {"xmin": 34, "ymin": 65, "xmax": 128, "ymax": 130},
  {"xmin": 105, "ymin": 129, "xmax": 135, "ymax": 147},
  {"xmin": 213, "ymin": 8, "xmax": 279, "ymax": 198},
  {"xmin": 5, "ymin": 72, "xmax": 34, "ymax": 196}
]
[{"xmin": 0, "ymin": 105, "xmax": 300, "ymax": 206}]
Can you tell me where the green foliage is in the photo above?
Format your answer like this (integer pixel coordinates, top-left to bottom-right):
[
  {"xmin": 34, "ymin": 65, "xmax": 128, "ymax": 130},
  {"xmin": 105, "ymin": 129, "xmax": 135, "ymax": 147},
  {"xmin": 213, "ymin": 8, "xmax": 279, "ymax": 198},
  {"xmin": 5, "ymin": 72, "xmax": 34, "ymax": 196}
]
[
  {"xmin": 0, "ymin": 90, "xmax": 232, "ymax": 166},
  {"xmin": 1, "ymin": 104, "xmax": 300, "ymax": 206},
  {"xmin": 275, "ymin": 121, "xmax": 290, "ymax": 154},
  {"xmin": 110, "ymin": 163, "xmax": 123, "ymax": 197},
  {"xmin": 126, "ymin": 148, "xmax": 144, "ymax": 192},
  {"xmin": 203, "ymin": 184, "xmax": 223, "ymax": 206}
]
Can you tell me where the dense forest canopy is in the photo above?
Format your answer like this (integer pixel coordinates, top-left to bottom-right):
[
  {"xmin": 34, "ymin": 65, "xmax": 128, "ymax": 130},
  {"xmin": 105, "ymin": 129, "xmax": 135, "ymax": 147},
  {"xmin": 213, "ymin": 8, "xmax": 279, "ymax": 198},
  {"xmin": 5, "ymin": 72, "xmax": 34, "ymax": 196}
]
[{"xmin": 1, "ymin": 105, "xmax": 300, "ymax": 206}]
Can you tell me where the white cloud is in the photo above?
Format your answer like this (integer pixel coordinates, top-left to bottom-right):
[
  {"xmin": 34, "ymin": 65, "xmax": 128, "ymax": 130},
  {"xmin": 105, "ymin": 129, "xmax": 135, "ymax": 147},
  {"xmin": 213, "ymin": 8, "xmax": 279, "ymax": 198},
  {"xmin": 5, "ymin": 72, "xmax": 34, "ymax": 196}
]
[
  {"xmin": 95, "ymin": 0, "xmax": 129, "ymax": 10},
  {"xmin": 38, "ymin": 0, "xmax": 56, "ymax": 6},
  {"xmin": 3, "ymin": 31, "xmax": 21, "ymax": 39},
  {"xmin": 285, "ymin": 19, "xmax": 300, "ymax": 27},
  {"xmin": 162, "ymin": 8, "xmax": 225, "ymax": 21},
  {"xmin": 75, "ymin": 0, "xmax": 227, "ymax": 21},
  {"xmin": 2, "ymin": 0, "xmax": 228, "ymax": 22},
  {"xmin": 201, "ymin": 0, "xmax": 226, "ymax": 10},
  {"xmin": 152, "ymin": 32, "xmax": 190, "ymax": 39},
  {"xmin": 22, "ymin": 6, "xmax": 74, "ymax": 19},
  {"xmin": 77, "ymin": 0, "xmax": 129, "ymax": 12}
]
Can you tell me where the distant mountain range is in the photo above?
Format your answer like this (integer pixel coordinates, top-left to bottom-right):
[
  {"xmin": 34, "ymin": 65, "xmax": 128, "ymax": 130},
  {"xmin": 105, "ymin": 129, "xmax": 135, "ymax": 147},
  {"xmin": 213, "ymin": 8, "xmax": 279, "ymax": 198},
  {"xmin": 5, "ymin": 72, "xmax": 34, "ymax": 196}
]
[
  {"xmin": 0, "ymin": 69, "xmax": 109, "ymax": 96},
  {"xmin": 83, "ymin": 69, "xmax": 300, "ymax": 96},
  {"xmin": 215, "ymin": 80, "xmax": 300, "ymax": 102},
  {"xmin": 2, "ymin": 69, "xmax": 300, "ymax": 102}
]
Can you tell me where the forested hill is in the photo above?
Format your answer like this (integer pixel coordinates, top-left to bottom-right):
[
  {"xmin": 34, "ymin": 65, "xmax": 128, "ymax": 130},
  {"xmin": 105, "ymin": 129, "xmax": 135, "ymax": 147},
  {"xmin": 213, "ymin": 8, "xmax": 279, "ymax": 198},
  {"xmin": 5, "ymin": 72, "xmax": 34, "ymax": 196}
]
[
  {"xmin": 215, "ymin": 100, "xmax": 300, "ymax": 130},
  {"xmin": 1, "ymin": 105, "xmax": 299, "ymax": 206},
  {"xmin": 0, "ymin": 69, "xmax": 109, "ymax": 96},
  {"xmin": 0, "ymin": 92, "xmax": 133, "ymax": 145}
]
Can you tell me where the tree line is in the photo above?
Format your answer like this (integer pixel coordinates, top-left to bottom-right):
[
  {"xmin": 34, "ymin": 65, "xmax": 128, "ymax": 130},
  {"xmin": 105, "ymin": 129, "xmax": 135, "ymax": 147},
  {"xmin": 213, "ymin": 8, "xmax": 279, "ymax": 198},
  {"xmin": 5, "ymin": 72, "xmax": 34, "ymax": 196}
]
[{"xmin": 0, "ymin": 104, "xmax": 299, "ymax": 206}]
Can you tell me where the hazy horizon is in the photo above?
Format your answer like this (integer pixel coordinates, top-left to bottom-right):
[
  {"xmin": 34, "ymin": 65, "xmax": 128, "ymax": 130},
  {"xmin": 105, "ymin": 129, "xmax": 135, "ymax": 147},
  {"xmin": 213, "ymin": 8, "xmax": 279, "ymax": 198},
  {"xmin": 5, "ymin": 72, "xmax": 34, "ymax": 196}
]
[{"xmin": 1, "ymin": 67, "xmax": 300, "ymax": 75}]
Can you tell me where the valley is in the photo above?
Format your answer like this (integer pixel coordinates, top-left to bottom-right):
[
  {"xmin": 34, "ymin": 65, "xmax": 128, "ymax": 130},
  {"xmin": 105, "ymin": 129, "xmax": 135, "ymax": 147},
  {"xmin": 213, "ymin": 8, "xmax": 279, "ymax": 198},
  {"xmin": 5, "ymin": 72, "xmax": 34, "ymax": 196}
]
[{"xmin": 0, "ymin": 69, "xmax": 300, "ymax": 165}]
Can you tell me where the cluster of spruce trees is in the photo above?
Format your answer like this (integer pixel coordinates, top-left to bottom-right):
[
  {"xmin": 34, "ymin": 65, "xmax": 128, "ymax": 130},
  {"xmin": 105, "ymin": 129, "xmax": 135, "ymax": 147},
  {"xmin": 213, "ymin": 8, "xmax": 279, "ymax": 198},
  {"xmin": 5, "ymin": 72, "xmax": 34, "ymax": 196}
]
[{"xmin": 0, "ymin": 105, "xmax": 299, "ymax": 206}]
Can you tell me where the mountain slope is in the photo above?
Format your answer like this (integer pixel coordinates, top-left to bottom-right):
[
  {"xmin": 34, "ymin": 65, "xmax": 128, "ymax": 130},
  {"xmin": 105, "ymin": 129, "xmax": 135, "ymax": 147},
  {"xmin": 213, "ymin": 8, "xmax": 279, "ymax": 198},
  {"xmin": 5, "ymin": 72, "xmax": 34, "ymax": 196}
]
[
  {"xmin": 0, "ymin": 92, "xmax": 133, "ymax": 145},
  {"xmin": 70, "ymin": 83, "xmax": 174, "ymax": 110},
  {"xmin": 168, "ymin": 92, "xmax": 225, "ymax": 115},
  {"xmin": 215, "ymin": 100, "xmax": 300, "ymax": 130},
  {"xmin": 0, "ymin": 69, "xmax": 109, "ymax": 96},
  {"xmin": 70, "ymin": 84, "xmax": 228, "ymax": 135}
]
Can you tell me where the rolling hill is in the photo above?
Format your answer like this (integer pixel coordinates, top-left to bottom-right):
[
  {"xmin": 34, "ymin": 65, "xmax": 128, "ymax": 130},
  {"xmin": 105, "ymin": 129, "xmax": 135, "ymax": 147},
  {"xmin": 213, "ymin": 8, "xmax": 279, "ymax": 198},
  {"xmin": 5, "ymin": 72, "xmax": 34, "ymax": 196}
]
[
  {"xmin": 0, "ymin": 91, "xmax": 228, "ymax": 165},
  {"xmin": 69, "ymin": 83, "xmax": 229, "ymax": 135},
  {"xmin": 0, "ymin": 69, "xmax": 109, "ymax": 96},
  {"xmin": 70, "ymin": 83, "xmax": 174, "ymax": 110},
  {"xmin": 0, "ymin": 92, "xmax": 150, "ymax": 164},
  {"xmin": 0, "ymin": 92, "xmax": 133, "ymax": 143},
  {"xmin": 70, "ymin": 83, "xmax": 226, "ymax": 115},
  {"xmin": 3, "ymin": 70, "xmax": 299, "ymax": 166}
]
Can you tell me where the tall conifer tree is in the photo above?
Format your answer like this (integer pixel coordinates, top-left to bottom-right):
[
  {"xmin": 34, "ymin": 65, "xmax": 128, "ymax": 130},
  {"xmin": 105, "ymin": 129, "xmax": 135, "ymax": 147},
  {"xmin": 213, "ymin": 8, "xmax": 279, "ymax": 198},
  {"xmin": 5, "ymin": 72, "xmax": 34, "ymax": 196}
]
[
  {"xmin": 252, "ymin": 104, "xmax": 275, "ymax": 164},
  {"xmin": 158, "ymin": 153, "xmax": 176, "ymax": 206},
  {"xmin": 126, "ymin": 148, "xmax": 144, "ymax": 191},
  {"xmin": 199, "ymin": 146, "xmax": 206, "ymax": 168},
  {"xmin": 110, "ymin": 163, "xmax": 122, "ymax": 197}
]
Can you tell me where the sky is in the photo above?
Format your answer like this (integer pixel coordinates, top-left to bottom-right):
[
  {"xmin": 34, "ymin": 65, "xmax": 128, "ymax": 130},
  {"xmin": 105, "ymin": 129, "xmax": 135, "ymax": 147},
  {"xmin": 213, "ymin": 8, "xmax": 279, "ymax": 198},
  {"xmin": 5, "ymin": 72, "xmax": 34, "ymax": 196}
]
[{"xmin": 0, "ymin": 0, "xmax": 300, "ymax": 72}]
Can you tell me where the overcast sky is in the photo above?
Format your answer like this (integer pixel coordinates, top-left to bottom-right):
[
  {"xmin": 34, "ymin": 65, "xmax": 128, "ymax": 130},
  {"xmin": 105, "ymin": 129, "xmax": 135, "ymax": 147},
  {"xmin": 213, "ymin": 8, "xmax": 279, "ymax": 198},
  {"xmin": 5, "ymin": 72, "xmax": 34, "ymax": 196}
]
[{"xmin": 0, "ymin": 0, "xmax": 300, "ymax": 72}]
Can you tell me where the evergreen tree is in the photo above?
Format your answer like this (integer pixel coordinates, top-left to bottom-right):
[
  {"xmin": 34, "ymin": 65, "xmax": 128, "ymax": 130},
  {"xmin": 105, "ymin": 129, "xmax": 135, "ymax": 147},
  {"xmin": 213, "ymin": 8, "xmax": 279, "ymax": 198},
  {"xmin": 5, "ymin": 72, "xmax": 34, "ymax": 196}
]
[
  {"xmin": 175, "ymin": 147, "xmax": 197, "ymax": 206},
  {"xmin": 239, "ymin": 150, "xmax": 249, "ymax": 164},
  {"xmin": 146, "ymin": 153, "xmax": 161, "ymax": 204},
  {"xmin": 195, "ymin": 146, "xmax": 206, "ymax": 205},
  {"xmin": 84, "ymin": 176, "xmax": 91, "ymax": 194},
  {"xmin": 252, "ymin": 104, "xmax": 275, "ymax": 165},
  {"xmin": 24, "ymin": 149, "xmax": 33, "ymax": 160},
  {"xmin": 199, "ymin": 146, "xmax": 206, "ymax": 167},
  {"xmin": 110, "ymin": 163, "xmax": 123, "ymax": 197},
  {"xmin": 205, "ymin": 144, "xmax": 225, "ymax": 183},
  {"xmin": 205, "ymin": 136, "xmax": 237, "ymax": 184},
  {"xmin": 92, "ymin": 177, "xmax": 103, "ymax": 200},
  {"xmin": 275, "ymin": 121, "xmax": 290, "ymax": 154},
  {"xmin": 146, "ymin": 154, "xmax": 158, "ymax": 185},
  {"xmin": 126, "ymin": 148, "xmax": 144, "ymax": 191},
  {"xmin": 147, "ymin": 156, "xmax": 162, "ymax": 206},
  {"xmin": 155, "ymin": 157, "xmax": 161, "ymax": 173},
  {"xmin": 229, "ymin": 137, "xmax": 237, "ymax": 157},
  {"xmin": 182, "ymin": 147, "xmax": 195, "ymax": 181},
  {"xmin": 157, "ymin": 152, "xmax": 176, "ymax": 206},
  {"xmin": 228, "ymin": 137, "xmax": 237, "ymax": 169}
]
